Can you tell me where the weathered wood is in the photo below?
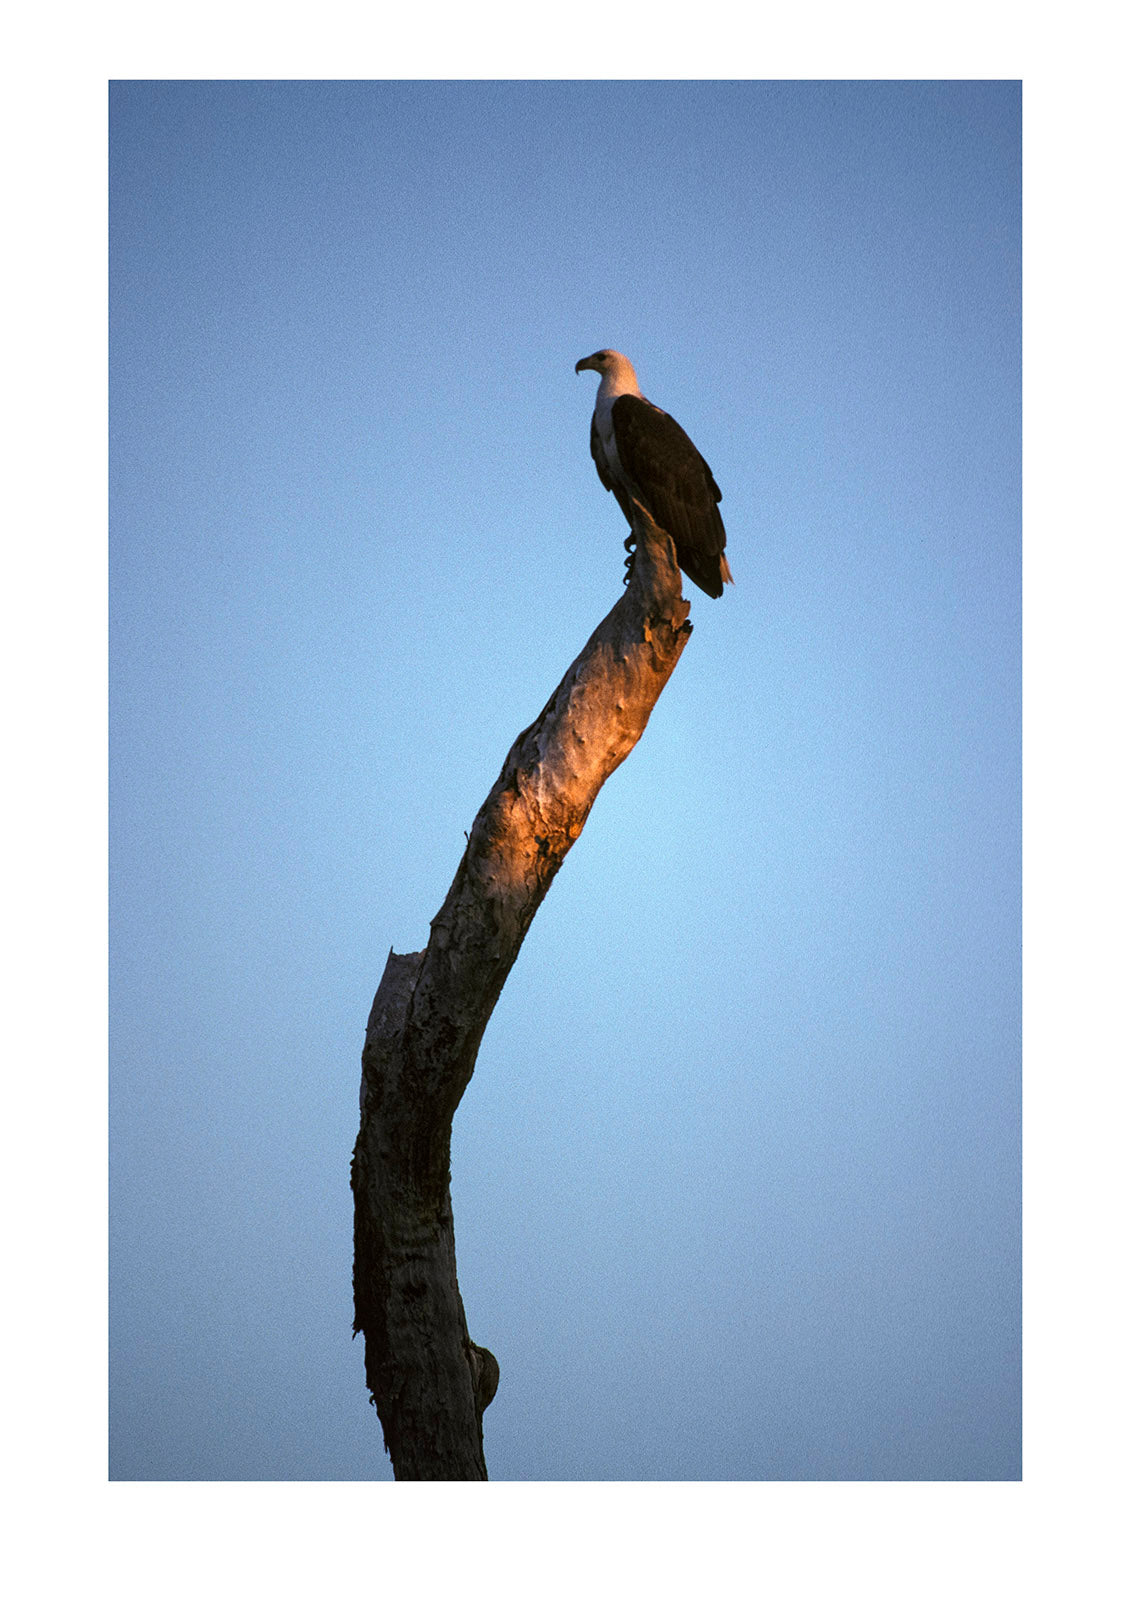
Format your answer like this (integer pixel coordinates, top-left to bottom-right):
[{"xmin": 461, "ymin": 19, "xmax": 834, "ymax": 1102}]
[{"xmin": 351, "ymin": 507, "xmax": 693, "ymax": 1479}]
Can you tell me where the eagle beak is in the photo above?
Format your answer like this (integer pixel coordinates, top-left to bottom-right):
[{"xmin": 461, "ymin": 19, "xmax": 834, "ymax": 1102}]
[{"xmin": 575, "ymin": 354, "xmax": 597, "ymax": 374}]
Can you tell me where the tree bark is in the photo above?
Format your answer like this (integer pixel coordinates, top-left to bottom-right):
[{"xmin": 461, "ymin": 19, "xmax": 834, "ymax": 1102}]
[{"xmin": 351, "ymin": 507, "xmax": 693, "ymax": 1479}]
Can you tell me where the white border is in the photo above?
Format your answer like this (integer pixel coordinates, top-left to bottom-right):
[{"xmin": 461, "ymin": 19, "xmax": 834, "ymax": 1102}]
[{"xmin": 7, "ymin": 4, "xmax": 1128, "ymax": 1593}]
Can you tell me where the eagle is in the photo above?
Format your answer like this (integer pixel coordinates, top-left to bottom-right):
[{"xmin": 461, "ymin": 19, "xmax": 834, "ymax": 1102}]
[{"xmin": 575, "ymin": 349, "xmax": 733, "ymax": 598}]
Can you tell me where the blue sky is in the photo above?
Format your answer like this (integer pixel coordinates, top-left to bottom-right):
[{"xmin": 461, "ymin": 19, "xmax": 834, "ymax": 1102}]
[{"xmin": 110, "ymin": 80, "xmax": 1020, "ymax": 1481}]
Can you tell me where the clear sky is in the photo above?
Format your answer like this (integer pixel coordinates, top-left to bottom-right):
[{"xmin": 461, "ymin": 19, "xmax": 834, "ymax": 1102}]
[{"xmin": 110, "ymin": 79, "xmax": 1020, "ymax": 1481}]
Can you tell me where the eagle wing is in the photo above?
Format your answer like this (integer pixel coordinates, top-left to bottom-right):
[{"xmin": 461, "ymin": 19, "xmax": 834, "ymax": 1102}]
[{"xmin": 610, "ymin": 396, "xmax": 728, "ymax": 598}]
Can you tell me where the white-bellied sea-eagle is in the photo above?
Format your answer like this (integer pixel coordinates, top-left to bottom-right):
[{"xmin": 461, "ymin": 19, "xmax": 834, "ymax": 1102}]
[{"xmin": 575, "ymin": 349, "xmax": 733, "ymax": 598}]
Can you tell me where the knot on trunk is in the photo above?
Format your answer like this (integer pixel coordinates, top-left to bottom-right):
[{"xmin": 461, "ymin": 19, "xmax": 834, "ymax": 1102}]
[{"xmin": 468, "ymin": 1341, "xmax": 500, "ymax": 1413}]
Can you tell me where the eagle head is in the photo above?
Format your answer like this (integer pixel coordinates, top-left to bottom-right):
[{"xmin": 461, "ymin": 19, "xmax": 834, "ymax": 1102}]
[
  {"xmin": 574, "ymin": 350, "xmax": 641, "ymax": 397},
  {"xmin": 575, "ymin": 349, "xmax": 618, "ymax": 374}
]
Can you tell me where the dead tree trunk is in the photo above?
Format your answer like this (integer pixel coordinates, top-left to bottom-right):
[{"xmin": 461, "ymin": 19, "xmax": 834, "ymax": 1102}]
[{"xmin": 351, "ymin": 507, "xmax": 693, "ymax": 1479}]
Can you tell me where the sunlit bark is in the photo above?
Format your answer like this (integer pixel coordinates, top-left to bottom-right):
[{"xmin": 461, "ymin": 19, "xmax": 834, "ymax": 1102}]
[{"xmin": 351, "ymin": 507, "xmax": 693, "ymax": 1479}]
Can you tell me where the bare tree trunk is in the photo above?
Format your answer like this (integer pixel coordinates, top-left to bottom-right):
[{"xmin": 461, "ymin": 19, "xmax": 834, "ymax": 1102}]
[{"xmin": 351, "ymin": 508, "xmax": 693, "ymax": 1479}]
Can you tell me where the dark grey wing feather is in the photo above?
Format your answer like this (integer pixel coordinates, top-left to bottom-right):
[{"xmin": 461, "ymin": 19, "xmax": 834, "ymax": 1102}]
[{"xmin": 611, "ymin": 396, "xmax": 729, "ymax": 598}]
